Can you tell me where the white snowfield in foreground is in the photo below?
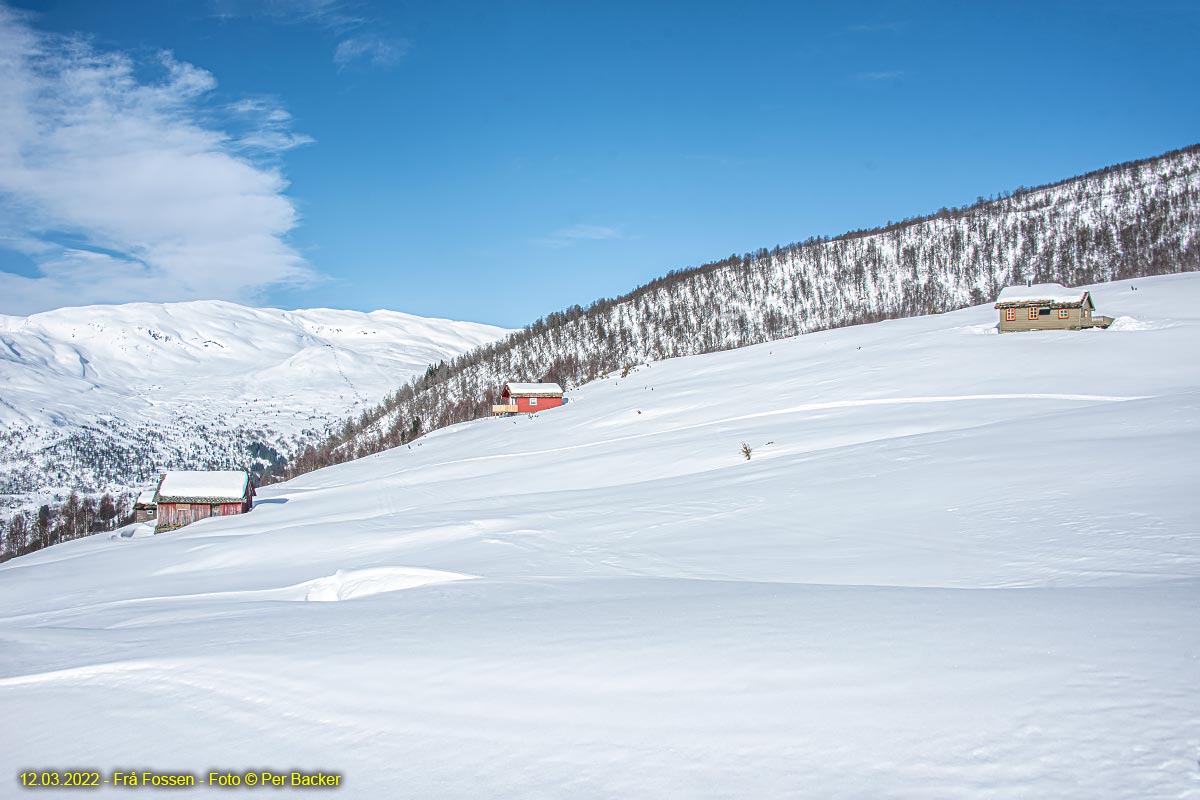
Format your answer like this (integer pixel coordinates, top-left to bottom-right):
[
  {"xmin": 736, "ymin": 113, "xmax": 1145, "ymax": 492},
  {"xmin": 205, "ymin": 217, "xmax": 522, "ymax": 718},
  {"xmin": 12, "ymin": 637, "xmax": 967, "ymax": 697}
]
[{"xmin": 2, "ymin": 275, "xmax": 1199, "ymax": 798}]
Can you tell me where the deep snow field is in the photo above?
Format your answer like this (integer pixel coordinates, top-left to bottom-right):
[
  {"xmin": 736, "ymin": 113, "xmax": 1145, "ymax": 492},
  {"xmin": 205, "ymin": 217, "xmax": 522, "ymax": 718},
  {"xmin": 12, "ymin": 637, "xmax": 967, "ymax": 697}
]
[{"xmin": 2, "ymin": 274, "xmax": 1198, "ymax": 798}]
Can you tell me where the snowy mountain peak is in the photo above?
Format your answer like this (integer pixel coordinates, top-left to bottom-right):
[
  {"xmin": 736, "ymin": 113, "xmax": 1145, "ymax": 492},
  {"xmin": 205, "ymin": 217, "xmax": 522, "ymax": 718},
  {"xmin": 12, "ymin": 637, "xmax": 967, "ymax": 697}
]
[{"xmin": 0, "ymin": 300, "xmax": 510, "ymax": 512}]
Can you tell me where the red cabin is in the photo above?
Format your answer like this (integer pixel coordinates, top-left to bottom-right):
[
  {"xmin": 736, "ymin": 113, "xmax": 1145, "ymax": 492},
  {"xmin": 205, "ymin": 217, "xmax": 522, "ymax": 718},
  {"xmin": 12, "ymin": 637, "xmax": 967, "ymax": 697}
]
[
  {"xmin": 493, "ymin": 382, "xmax": 565, "ymax": 415},
  {"xmin": 154, "ymin": 469, "xmax": 255, "ymax": 533}
]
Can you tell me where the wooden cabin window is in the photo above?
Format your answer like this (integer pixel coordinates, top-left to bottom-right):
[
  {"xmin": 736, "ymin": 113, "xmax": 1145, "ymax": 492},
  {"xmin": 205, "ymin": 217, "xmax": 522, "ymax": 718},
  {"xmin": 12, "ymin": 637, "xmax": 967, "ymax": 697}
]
[
  {"xmin": 1059, "ymin": 308, "xmax": 1069, "ymax": 318},
  {"xmin": 529, "ymin": 397, "xmax": 538, "ymax": 406},
  {"xmin": 1005, "ymin": 308, "xmax": 1016, "ymax": 321},
  {"xmin": 1028, "ymin": 307, "xmax": 1039, "ymax": 320}
]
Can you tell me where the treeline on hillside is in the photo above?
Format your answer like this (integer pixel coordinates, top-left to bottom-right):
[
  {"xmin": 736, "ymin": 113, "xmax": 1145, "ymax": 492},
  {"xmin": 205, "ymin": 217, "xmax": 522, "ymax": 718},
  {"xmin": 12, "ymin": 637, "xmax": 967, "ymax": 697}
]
[
  {"xmin": 1, "ymin": 418, "xmax": 292, "ymax": 504},
  {"xmin": 0, "ymin": 421, "xmax": 295, "ymax": 560},
  {"xmin": 1, "ymin": 492, "xmax": 130, "ymax": 562},
  {"xmin": 263, "ymin": 144, "xmax": 1200, "ymax": 485}
]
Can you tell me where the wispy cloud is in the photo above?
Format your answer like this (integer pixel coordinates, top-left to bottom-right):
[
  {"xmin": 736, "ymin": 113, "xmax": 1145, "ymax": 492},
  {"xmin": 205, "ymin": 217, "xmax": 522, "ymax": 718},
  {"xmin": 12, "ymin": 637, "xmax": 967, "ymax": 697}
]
[
  {"xmin": 856, "ymin": 70, "xmax": 904, "ymax": 81},
  {"xmin": 0, "ymin": 4, "xmax": 317, "ymax": 314},
  {"xmin": 211, "ymin": 0, "xmax": 408, "ymax": 71},
  {"xmin": 847, "ymin": 21, "xmax": 905, "ymax": 33},
  {"xmin": 333, "ymin": 34, "xmax": 410, "ymax": 70},
  {"xmin": 533, "ymin": 225, "xmax": 623, "ymax": 249},
  {"xmin": 210, "ymin": 0, "xmax": 361, "ymax": 31},
  {"xmin": 228, "ymin": 97, "xmax": 315, "ymax": 153}
]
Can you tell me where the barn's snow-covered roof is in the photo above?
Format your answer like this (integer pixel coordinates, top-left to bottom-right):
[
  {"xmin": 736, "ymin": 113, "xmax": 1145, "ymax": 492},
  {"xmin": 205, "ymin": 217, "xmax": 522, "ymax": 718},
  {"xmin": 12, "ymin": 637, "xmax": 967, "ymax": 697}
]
[
  {"xmin": 134, "ymin": 489, "xmax": 157, "ymax": 507},
  {"xmin": 504, "ymin": 382, "xmax": 564, "ymax": 396},
  {"xmin": 157, "ymin": 470, "xmax": 250, "ymax": 502},
  {"xmin": 995, "ymin": 283, "xmax": 1092, "ymax": 307}
]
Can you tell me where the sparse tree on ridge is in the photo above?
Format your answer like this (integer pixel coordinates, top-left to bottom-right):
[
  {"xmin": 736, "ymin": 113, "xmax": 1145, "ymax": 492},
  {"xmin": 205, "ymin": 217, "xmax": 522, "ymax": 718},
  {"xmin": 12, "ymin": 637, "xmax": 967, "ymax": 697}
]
[
  {"xmin": 80, "ymin": 495, "xmax": 97, "ymax": 535},
  {"xmin": 36, "ymin": 505, "xmax": 52, "ymax": 550},
  {"xmin": 9, "ymin": 513, "xmax": 30, "ymax": 555},
  {"xmin": 98, "ymin": 493, "xmax": 117, "ymax": 530},
  {"xmin": 62, "ymin": 492, "xmax": 83, "ymax": 540}
]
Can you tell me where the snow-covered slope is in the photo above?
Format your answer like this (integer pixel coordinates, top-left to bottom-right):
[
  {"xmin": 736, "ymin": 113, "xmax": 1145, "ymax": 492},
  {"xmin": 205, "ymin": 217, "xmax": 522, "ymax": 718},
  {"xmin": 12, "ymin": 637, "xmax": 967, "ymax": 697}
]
[
  {"xmin": 1, "ymin": 274, "xmax": 1198, "ymax": 797},
  {"xmin": 0, "ymin": 301, "xmax": 508, "ymax": 512},
  {"xmin": 302, "ymin": 144, "xmax": 1200, "ymax": 474}
]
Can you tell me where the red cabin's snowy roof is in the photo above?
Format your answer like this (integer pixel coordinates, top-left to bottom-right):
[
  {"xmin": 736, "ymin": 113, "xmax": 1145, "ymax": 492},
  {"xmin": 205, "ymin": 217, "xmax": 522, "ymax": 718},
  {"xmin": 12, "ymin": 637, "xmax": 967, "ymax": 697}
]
[{"xmin": 503, "ymin": 382, "xmax": 564, "ymax": 397}]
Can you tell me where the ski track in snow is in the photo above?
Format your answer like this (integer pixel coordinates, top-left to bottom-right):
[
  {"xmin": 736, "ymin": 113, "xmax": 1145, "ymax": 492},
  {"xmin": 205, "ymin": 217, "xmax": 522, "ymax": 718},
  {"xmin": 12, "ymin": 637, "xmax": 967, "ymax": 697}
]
[
  {"xmin": 425, "ymin": 392, "xmax": 1149, "ymax": 471},
  {"xmin": 323, "ymin": 341, "xmax": 368, "ymax": 406}
]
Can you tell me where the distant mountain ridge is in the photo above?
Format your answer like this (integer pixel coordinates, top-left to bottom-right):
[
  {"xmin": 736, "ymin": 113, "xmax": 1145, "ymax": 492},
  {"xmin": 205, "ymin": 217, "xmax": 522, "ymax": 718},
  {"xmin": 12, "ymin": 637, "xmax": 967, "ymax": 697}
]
[
  {"xmin": 273, "ymin": 143, "xmax": 1200, "ymax": 480},
  {"xmin": 0, "ymin": 301, "xmax": 509, "ymax": 515}
]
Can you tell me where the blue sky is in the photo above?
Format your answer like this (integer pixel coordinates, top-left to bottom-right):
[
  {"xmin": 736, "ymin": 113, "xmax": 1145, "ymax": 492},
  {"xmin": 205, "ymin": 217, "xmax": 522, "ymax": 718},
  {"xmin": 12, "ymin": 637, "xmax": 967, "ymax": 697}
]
[{"xmin": 0, "ymin": 1, "xmax": 1196, "ymax": 326}]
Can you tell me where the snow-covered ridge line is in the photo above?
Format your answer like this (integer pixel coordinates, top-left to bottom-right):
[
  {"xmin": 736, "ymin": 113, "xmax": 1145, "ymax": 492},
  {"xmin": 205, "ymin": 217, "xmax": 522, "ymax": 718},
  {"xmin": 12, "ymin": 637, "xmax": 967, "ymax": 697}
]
[{"xmin": 278, "ymin": 143, "xmax": 1200, "ymax": 481}]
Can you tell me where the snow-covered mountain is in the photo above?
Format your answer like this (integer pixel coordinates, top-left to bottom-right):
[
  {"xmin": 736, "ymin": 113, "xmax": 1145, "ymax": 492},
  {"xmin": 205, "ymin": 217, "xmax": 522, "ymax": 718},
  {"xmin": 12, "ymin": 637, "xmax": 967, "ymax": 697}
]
[
  {"xmin": 0, "ymin": 301, "xmax": 508, "ymax": 514},
  {"xmin": 278, "ymin": 144, "xmax": 1200, "ymax": 479},
  {"xmin": 2, "ymin": 274, "xmax": 1197, "ymax": 797}
]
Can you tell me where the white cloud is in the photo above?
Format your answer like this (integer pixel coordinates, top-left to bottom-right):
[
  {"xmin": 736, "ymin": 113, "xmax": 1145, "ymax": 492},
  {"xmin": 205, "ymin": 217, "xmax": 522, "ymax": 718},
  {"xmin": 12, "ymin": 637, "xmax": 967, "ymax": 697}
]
[
  {"xmin": 847, "ymin": 22, "xmax": 904, "ymax": 33},
  {"xmin": 210, "ymin": 0, "xmax": 360, "ymax": 31},
  {"xmin": 534, "ymin": 225, "xmax": 624, "ymax": 249},
  {"xmin": 0, "ymin": 4, "xmax": 317, "ymax": 314},
  {"xmin": 209, "ymin": 1, "xmax": 406, "ymax": 72},
  {"xmin": 229, "ymin": 97, "xmax": 315, "ymax": 153},
  {"xmin": 333, "ymin": 34, "xmax": 410, "ymax": 69},
  {"xmin": 0, "ymin": 250, "xmax": 167, "ymax": 312}
]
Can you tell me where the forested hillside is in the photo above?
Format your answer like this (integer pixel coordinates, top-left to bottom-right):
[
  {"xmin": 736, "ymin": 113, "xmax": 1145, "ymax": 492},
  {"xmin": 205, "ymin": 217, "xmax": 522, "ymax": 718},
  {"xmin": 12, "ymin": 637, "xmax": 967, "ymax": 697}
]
[{"xmin": 270, "ymin": 144, "xmax": 1200, "ymax": 481}]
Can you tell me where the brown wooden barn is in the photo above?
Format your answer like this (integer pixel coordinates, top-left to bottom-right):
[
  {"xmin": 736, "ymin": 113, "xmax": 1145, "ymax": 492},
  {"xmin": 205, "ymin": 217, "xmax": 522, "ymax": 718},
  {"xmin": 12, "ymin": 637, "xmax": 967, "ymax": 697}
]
[
  {"xmin": 133, "ymin": 489, "xmax": 157, "ymax": 524},
  {"xmin": 154, "ymin": 470, "xmax": 255, "ymax": 533},
  {"xmin": 994, "ymin": 284, "xmax": 1114, "ymax": 333}
]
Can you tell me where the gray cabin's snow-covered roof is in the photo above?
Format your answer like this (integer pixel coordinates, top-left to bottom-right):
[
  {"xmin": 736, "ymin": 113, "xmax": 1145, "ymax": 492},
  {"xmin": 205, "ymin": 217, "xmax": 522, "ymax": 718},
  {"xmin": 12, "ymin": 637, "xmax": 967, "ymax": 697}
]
[
  {"xmin": 995, "ymin": 283, "xmax": 1094, "ymax": 308},
  {"xmin": 504, "ymin": 382, "xmax": 564, "ymax": 397},
  {"xmin": 156, "ymin": 470, "xmax": 251, "ymax": 503},
  {"xmin": 134, "ymin": 489, "xmax": 157, "ymax": 507}
]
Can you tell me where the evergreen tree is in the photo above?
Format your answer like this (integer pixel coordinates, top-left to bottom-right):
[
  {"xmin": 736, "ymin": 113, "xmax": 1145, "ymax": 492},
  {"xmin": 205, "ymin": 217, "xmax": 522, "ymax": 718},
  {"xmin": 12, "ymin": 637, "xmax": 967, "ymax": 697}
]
[
  {"xmin": 36, "ymin": 505, "xmax": 52, "ymax": 549},
  {"xmin": 98, "ymin": 493, "xmax": 117, "ymax": 530}
]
